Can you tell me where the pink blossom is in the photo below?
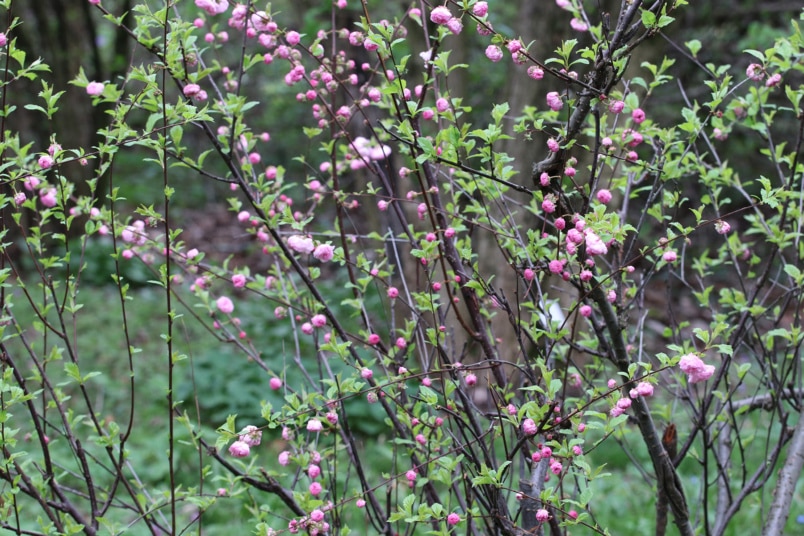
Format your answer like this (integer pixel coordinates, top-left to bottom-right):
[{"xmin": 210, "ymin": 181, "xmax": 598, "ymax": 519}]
[
  {"xmin": 308, "ymin": 464, "xmax": 321, "ymax": 479},
  {"xmin": 313, "ymin": 243, "xmax": 335, "ymax": 262},
  {"xmin": 679, "ymin": 353, "xmax": 715, "ymax": 383},
  {"xmin": 536, "ymin": 508, "xmax": 549, "ymax": 522},
  {"xmin": 746, "ymin": 63, "xmax": 765, "ymax": 81},
  {"xmin": 278, "ymin": 451, "xmax": 291, "ymax": 466},
  {"xmin": 715, "ymin": 221, "xmax": 731, "ymax": 235},
  {"xmin": 195, "ymin": 0, "xmax": 228, "ymax": 15},
  {"xmin": 548, "ymin": 259, "xmax": 564, "ymax": 274},
  {"xmin": 309, "ymin": 482, "xmax": 323, "ymax": 496},
  {"xmin": 547, "ymin": 138, "xmax": 560, "ymax": 152},
  {"xmin": 523, "ymin": 268, "xmax": 535, "ymax": 281},
  {"xmin": 765, "ymin": 73, "xmax": 782, "ymax": 87},
  {"xmin": 361, "ymin": 368, "xmax": 373, "ymax": 380},
  {"xmin": 477, "ymin": 22, "xmax": 492, "ymax": 36},
  {"xmin": 216, "ymin": 296, "xmax": 234, "ymax": 314},
  {"xmin": 445, "ymin": 18, "xmax": 463, "ymax": 34},
  {"xmin": 288, "ymin": 235, "xmax": 315, "ymax": 254},
  {"xmin": 24, "ymin": 176, "xmax": 40, "ymax": 191},
  {"xmin": 550, "ymin": 460, "xmax": 563, "ymax": 474},
  {"xmin": 38, "ymin": 155, "xmax": 54, "ymax": 169},
  {"xmin": 270, "ymin": 377, "xmax": 282, "ymax": 390},
  {"xmin": 396, "ymin": 337, "xmax": 407, "ymax": 349},
  {"xmin": 506, "ymin": 40, "xmax": 522, "ymax": 54},
  {"xmin": 311, "ymin": 314, "xmax": 327, "ymax": 328},
  {"xmin": 465, "ymin": 373, "xmax": 477, "ymax": 387},
  {"xmin": 585, "ymin": 230, "xmax": 608, "ymax": 255},
  {"xmin": 40, "ymin": 189, "xmax": 57, "ymax": 207},
  {"xmin": 579, "ymin": 305, "xmax": 592, "ymax": 317},
  {"xmin": 522, "ymin": 418, "xmax": 537, "ymax": 436},
  {"xmin": 239, "ymin": 425, "xmax": 262, "ymax": 446},
  {"xmin": 430, "ymin": 6, "xmax": 452, "ymax": 25},
  {"xmin": 86, "ymin": 81, "xmax": 105, "ymax": 96},
  {"xmin": 307, "ymin": 419, "xmax": 323, "ymax": 432},
  {"xmin": 485, "ymin": 45, "xmax": 503, "ymax": 63},
  {"xmin": 356, "ymin": 499, "xmax": 366, "ymax": 508},
  {"xmin": 662, "ymin": 250, "xmax": 677, "ymax": 263},
  {"xmin": 567, "ymin": 228, "xmax": 583, "ymax": 244},
  {"xmin": 527, "ymin": 66, "xmax": 545, "ymax": 80},
  {"xmin": 285, "ymin": 31, "xmax": 300, "ymax": 46},
  {"xmin": 609, "ymin": 100, "xmax": 625, "ymax": 113},
  {"xmin": 570, "ymin": 18, "xmax": 588, "ymax": 31},
  {"xmin": 232, "ymin": 274, "xmax": 247, "ymax": 288},
  {"xmin": 183, "ymin": 83, "xmax": 201, "ymax": 98},
  {"xmin": 472, "ymin": 1, "xmax": 488, "ymax": 16},
  {"xmin": 368, "ymin": 333, "xmax": 380, "ymax": 345},
  {"xmin": 436, "ymin": 97, "xmax": 449, "ymax": 113},
  {"xmin": 630, "ymin": 381, "xmax": 654, "ymax": 398},
  {"xmin": 546, "ymin": 91, "xmax": 563, "ymax": 111},
  {"xmin": 387, "ymin": 287, "xmax": 399, "ymax": 299},
  {"xmin": 301, "ymin": 322, "xmax": 314, "ymax": 335},
  {"xmin": 228, "ymin": 440, "xmax": 250, "ymax": 458},
  {"xmin": 631, "ymin": 108, "xmax": 646, "ymax": 124},
  {"xmin": 447, "ymin": 513, "xmax": 461, "ymax": 525},
  {"xmin": 596, "ymin": 189, "xmax": 612, "ymax": 204}
]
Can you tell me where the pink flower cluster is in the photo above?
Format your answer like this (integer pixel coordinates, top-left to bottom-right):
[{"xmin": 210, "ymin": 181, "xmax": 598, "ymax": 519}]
[
  {"xmin": 609, "ymin": 396, "xmax": 631, "ymax": 417},
  {"xmin": 429, "ymin": 6, "xmax": 463, "ymax": 35},
  {"xmin": 546, "ymin": 91, "xmax": 563, "ymax": 111},
  {"xmin": 679, "ymin": 354, "xmax": 715, "ymax": 383},
  {"xmin": 629, "ymin": 381, "xmax": 654, "ymax": 398}
]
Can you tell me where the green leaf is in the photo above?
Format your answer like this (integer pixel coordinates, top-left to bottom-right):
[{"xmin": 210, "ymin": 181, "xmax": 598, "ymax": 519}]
[
  {"xmin": 685, "ymin": 39, "xmax": 701, "ymax": 57},
  {"xmin": 783, "ymin": 264, "xmax": 801, "ymax": 281},
  {"xmin": 491, "ymin": 103, "xmax": 509, "ymax": 126}
]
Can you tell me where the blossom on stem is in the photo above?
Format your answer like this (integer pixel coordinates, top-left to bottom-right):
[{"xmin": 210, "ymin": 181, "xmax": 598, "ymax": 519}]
[
  {"xmin": 522, "ymin": 418, "xmax": 537, "ymax": 436},
  {"xmin": 216, "ymin": 296, "xmax": 234, "ymax": 314},
  {"xmin": 546, "ymin": 91, "xmax": 563, "ymax": 111},
  {"xmin": 679, "ymin": 353, "xmax": 715, "ymax": 383},
  {"xmin": 288, "ymin": 235, "xmax": 315, "ymax": 254},
  {"xmin": 228, "ymin": 440, "xmax": 250, "ymax": 458},
  {"xmin": 86, "ymin": 81, "xmax": 105, "ymax": 96},
  {"xmin": 430, "ymin": 6, "xmax": 452, "ymax": 25},
  {"xmin": 485, "ymin": 45, "xmax": 503, "ymax": 63}
]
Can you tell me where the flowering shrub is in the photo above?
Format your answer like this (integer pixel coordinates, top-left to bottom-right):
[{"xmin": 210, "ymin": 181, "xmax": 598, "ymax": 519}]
[{"xmin": 1, "ymin": 1, "xmax": 803, "ymax": 535}]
